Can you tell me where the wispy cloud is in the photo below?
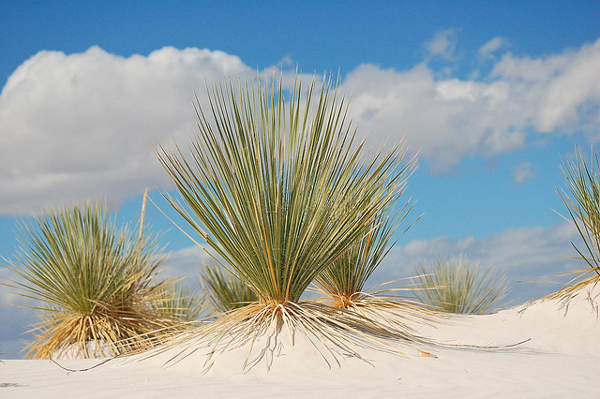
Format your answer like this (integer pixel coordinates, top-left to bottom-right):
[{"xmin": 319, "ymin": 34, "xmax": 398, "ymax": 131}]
[
  {"xmin": 513, "ymin": 162, "xmax": 537, "ymax": 184},
  {"xmin": 478, "ymin": 37, "xmax": 511, "ymax": 60},
  {"xmin": 423, "ymin": 29, "xmax": 460, "ymax": 61}
]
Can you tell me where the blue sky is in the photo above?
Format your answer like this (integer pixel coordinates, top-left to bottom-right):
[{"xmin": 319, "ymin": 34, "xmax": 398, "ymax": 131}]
[{"xmin": 1, "ymin": 1, "xmax": 600, "ymax": 357}]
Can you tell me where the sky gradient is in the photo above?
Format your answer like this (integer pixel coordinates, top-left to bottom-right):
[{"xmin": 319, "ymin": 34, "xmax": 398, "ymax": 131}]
[{"xmin": 1, "ymin": 1, "xmax": 600, "ymax": 358}]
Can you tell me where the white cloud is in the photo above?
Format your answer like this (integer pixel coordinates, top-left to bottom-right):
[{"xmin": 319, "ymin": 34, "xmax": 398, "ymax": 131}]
[
  {"xmin": 423, "ymin": 29, "xmax": 459, "ymax": 61},
  {"xmin": 478, "ymin": 37, "xmax": 511, "ymax": 60},
  {"xmin": 341, "ymin": 64, "xmax": 527, "ymax": 171},
  {"xmin": 492, "ymin": 40, "xmax": 600, "ymax": 133},
  {"xmin": 513, "ymin": 162, "xmax": 537, "ymax": 184},
  {"xmin": 342, "ymin": 37, "xmax": 600, "ymax": 171},
  {"xmin": 372, "ymin": 221, "xmax": 583, "ymax": 303},
  {"xmin": 1, "ymin": 38, "xmax": 600, "ymax": 215},
  {"xmin": 158, "ymin": 244, "xmax": 215, "ymax": 290},
  {"xmin": 0, "ymin": 46, "xmax": 251, "ymax": 215}
]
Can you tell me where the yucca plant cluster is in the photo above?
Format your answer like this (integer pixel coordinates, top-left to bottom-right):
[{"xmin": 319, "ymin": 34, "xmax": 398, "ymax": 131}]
[
  {"xmin": 154, "ymin": 74, "xmax": 424, "ymax": 364},
  {"xmin": 158, "ymin": 76, "xmax": 405, "ymax": 306},
  {"xmin": 157, "ymin": 75, "xmax": 405, "ymax": 306},
  {"xmin": 5, "ymin": 71, "xmax": 598, "ymax": 366},
  {"xmin": 1, "ymin": 72, "xmax": 522, "ymax": 366},
  {"xmin": 5, "ymin": 201, "xmax": 193, "ymax": 359}
]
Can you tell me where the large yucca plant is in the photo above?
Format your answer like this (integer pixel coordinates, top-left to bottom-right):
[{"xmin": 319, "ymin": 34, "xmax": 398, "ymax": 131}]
[
  {"xmin": 154, "ymin": 73, "xmax": 411, "ymax": 367},
  {"xmin": 202, "ymin": 263, "xmax": 258, "ymax": 313},
  {"xmin": 412, "ymin": 256, "xmax": 508, "ymax": 315},
  {"xmin": 556, "ymin": 147, "xmax": 600, "ymax": 296},
  {"xmin": 4, "ymin": 201, "xmax": 180, "ymax": 359}
]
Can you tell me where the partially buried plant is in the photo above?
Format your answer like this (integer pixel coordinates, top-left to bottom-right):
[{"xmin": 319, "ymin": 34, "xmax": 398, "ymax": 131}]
[
  {"xmin": 202, "ymin": 262, "xmax": 258, "ymax": 314},
  {"xmin": 315, "ymin": 190, "xmax": 411, "ymax": 308},
  {"xmin": 4, "ymin": 201, "xmax": 182, "ymax": 359},
  {"xmin": 154, "ymin": 73, "xmax": 413, "ymax": 368},
  {"xmin": 314, "ymin": 209, "xmax": 430, "ymax": 342},
  {"xmin": 153, "ymin": 285, "xmax": 204, "ymax": 322},
  {"xmin": 412, "ymin": 256, "xmax": 508, "ymax": 315},
  {"xmin": 555, "ymin": 147, "xmax": 600, "ymax": 297}
]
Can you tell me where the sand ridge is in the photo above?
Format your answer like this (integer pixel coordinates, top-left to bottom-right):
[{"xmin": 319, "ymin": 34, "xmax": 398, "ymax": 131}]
[{"xmin": 1, "ymin": 285, "xmax": 599, "ymax": 398}]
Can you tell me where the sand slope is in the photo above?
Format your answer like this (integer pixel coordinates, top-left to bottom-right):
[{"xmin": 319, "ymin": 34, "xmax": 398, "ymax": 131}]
[{"xmin": 2, "ymin": 286, "xmax": 599, "ymax": 398}]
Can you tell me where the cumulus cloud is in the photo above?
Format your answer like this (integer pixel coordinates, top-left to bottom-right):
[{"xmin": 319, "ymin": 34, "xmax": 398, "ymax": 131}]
[
  {"xmin": 1, "ymin": 38, "xmax": 600, "ymax": 215},
  {"xmin": 342, "ymin": 37, "xmax": 600, "ymax": 171},
  {"xmin": 0, "ymin": 46, "xmax": 250, "ymax": 215},
  {"xmin": 372, "ymin": 221, "xmax": 583, "ymax": 303},
  {"xmin": 341, "ymin": 64, "xmax": 526, "ymax": 170},
  {"xmin": 513, "ymin": 162, "xmax": 537, "ymax": 184},
  {"xmin": 478, "ymin": 37, "xmax": 511, "ymax": 60},
  {"xmin": 492, "ymin": 41, "xmax": 600, "ymax": 133}
]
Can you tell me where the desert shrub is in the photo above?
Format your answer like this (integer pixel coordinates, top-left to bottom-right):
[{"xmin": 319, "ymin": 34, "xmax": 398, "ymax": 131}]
[
  {"xmin": 4, "ymin": 201, "xmax": 180, "ymax": 359},
  {"xmin": 557, "ymin": 147, "xmax": 600, "ymax": 294},
  {"xmin": 155, "ymin": 73, "xmax": 412, "ymax": 366},
  {"xmin": 202, "ymin": 263, "xmax": 258, "ymax": 313},
  {"xmin": 413, "ymin": 255, "xmax": 508, "ymax": 314},
  {"xmin": 156, "ymin": 74, "xmax": 404, "ymax": 306}
]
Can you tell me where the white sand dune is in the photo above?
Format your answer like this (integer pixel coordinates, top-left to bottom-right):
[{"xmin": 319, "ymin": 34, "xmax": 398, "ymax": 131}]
[{"xmin": 2, "ymin": 286, "xmax": 599, "ymax": 398}]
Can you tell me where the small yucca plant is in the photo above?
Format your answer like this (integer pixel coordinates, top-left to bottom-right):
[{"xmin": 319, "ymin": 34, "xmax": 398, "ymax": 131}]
[
  {"xmin": 4, "ymin": 201, "xmax": 179, "ymax": 359},
  {"xmin": 153, "ymin": 285, "xmax": 204, "ymax": 322},
  {"xmin": 413, "ymin": 256, "xmax": 508, "ymax": 315},
  {"xmin": 314, "ymin": 210, "xmax": 430, "ymax": 341},
  {"xmin": 316, "ymin": 209, "xmax": 410, "ymax": 308},
  {"xmin": 202, "ymin": 263, "xmax": 258, "ymax": 313},
  {"xmin": 556, "ymin": 147, "xmax": 600, "ymax": 296},
  {"xmin": 154, "ymin": 73, "xmax": 412, "ymax": 367}
]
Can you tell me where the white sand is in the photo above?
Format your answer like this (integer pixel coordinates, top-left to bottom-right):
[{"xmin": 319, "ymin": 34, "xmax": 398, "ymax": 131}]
[{"xmin": 2, "ymin": 286, "xmax": 599, "ymax": 398}]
